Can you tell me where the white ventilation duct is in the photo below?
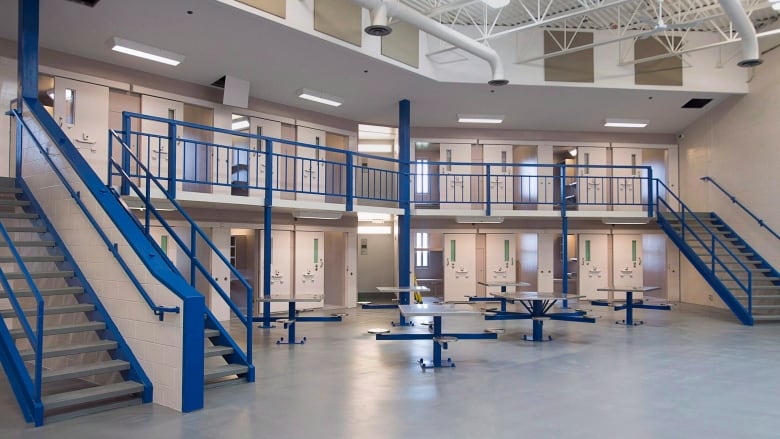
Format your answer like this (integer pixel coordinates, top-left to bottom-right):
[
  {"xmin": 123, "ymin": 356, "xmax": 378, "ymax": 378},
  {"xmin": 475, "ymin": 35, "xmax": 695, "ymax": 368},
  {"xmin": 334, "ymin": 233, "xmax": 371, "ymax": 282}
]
[
  {"xmin": 353, "ymin": 0, "xmax": 509, "ymax": 86},
  {"xmin": 718, "ymin": 0, "xmax": 762, "ymax": 67}
]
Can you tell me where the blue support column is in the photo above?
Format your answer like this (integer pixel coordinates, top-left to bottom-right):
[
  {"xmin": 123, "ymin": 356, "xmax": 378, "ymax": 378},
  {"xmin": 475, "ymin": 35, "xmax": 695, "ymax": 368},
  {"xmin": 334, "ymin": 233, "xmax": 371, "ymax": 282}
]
[
  {"xmin": 397, "ymin": 100, "xmax": 412, "ymax": 326},
  {"xmin": 261, "ymin": 140, "xmax": 274, "ymax": 328},
  {"xmin": 17, "ymin": 0, "xmax": 39, "ymax": 178},
  {"xmin": 560, "ymin": 163, "xmax": 569, "ymax": 309},
  {"xmin": 181, "ymin": 296, "xmax": 205, "ymax": 412}
]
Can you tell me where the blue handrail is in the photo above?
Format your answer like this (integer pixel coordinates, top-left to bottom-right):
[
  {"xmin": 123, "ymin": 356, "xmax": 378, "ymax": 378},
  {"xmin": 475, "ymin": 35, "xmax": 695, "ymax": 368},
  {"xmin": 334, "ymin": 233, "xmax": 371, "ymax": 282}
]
[
  {"xmin": 11, "ymin": 110, "xmax": 180, "ymax": 321},
  {"xmin": 0, "ymin": 221, "xmax": 44, "ymax": 405},
  {"xmin": 700, "ymin": 176, "xmax": 780, "ymax": 241},
  {"xmin": 108, "ymin": 129, "xmax": 253, "ymax": 364},
  {"xmin": 656, "ymin": 179, "xmax": 752, "ymax": 313}
]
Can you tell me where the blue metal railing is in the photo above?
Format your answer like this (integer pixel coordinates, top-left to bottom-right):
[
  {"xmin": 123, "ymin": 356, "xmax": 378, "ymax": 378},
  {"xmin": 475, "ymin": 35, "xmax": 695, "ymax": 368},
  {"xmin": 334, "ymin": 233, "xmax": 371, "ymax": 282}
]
[
  {"xmin": 0, "ymin": 221, "xmax": 44, "ymax": 414},
  {"xmin": 11, "ymin": 110, "xmax": 180, "ymax": 321},
  {"xmin": 700, "ymin": 176, "xmax": 780, "ymax": 242},
  {"xmin": 109, "ymin": 129, "xmax": 253, "ymax": 365},
  {"xmin": 656, "ymin": 179, "xmax": 752, "ymax": 314}
]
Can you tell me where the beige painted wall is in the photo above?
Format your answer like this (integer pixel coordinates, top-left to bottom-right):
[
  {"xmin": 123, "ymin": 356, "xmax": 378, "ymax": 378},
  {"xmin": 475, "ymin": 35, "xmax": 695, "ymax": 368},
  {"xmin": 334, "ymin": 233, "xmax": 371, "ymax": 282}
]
[{"xmin": 678, "ymin": 48, "xmax": 780, "ymax": 307}]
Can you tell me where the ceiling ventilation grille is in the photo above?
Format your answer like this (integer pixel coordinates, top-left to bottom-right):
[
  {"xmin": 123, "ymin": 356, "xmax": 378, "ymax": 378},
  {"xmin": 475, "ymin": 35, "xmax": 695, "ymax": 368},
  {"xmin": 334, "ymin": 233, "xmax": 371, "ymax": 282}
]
[
  {"xmin": 682, "ymin": 98, "xmax": 713, "ymax": 109},
  {"xmin": 64, "ymin": 0, "xmax": 101, "ymax": 6}
]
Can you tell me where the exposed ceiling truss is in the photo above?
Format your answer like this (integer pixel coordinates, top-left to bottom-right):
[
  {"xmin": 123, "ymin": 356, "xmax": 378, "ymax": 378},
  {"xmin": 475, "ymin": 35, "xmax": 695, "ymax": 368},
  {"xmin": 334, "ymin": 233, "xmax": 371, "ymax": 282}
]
[{"xmin": 403, "ymin": 0, "xmax": 779, "ymax": 65}]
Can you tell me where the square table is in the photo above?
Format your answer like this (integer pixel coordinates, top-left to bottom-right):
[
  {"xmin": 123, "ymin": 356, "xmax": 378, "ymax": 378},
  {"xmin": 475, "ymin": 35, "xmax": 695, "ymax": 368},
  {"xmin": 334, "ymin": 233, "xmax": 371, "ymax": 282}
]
[
  {"xmin": 469, "ymin": 281, "xmax": 532, "ymax": 312},
  {"xmin": 375, "ymin": 303, "xmax": 497, "ymax": 369},
  {"xmin": 255, "ymin": 295, "xmax": 341, "ymax": 344},
  {"xmin": 363, "ymin": 286, "xmax": 430, "ymax": 326},
  {"xmin": 594, "ymin": 287, "xmax": 670, "ymax": 326},
  {"xmin": 487, "ymin": 292, "xmax": 594, "ymax": 341}
]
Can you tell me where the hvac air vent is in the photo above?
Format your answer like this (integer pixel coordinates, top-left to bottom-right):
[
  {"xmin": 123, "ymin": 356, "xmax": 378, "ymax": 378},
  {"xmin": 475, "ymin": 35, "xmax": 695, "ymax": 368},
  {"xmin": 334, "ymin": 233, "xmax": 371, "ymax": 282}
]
[
  {"xmin": 210, "ymin": 76, "xmax": 227, "ymax": 89},
  {"xmin": 65, "ymin": 0, "xmax": 101, "ymax": 6},
  {"xmin": 682, "ymin": 98, "xmax": 713, "ymax": 109}
]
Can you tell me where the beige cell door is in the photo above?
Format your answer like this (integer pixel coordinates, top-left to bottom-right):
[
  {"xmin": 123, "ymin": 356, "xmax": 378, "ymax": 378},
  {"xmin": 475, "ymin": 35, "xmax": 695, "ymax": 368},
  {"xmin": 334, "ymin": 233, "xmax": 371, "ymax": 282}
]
[
  {"xmin": 440, "ymin": 143, "xmax": 472, "ymax": 209},
  {"xmin": 612, "ymin": 148, "xmax": 643, "ymax": 210},
  {"xmin": 485, "ymin": 233, "xmax": 517, "ymax": 294},
  {"xmin": 249, "ymin": 117, "xmax": 282, "ymax": 198},
  {"xmin": 294, "ymin": 231, "xmax": 325, "ymax": 310},
  {"xmin": 259, "ymin": 230, "xmax": 293, "ymax": 314},
  {"xmin": 140, "ymin": 95, "xmax": 184, "ymax": 197},
  {"xmin": 443, "ymin": 233, "xmax": 476, "ymax": 302},
  {"xmin": 613, "ymin": 234, "xmax": 644, "ymax": 297},
  {"xmin": 537, "ymin": 145, "xmax": 554, "ymax": 210},
  {"xmin": 483, "ymin": 145, "xmax": 513, "ymax": 210},
  {"xmin": 296, "ymin": 126, "xmax": 327, "ymax": 202},
  {"xmin": 537, "ymin": 233, "xmax": 555, "ymax": 292},
  {"xmin": 579, "ymin": 234, "xmax": 609, "ymax": 300},
  {"xmin": 53, "ymin": 77, "xmax": 109, "ymax": 180},
  {"xmin": 576, "ymin": 146, "xmax": 608, "ymax": 209}
]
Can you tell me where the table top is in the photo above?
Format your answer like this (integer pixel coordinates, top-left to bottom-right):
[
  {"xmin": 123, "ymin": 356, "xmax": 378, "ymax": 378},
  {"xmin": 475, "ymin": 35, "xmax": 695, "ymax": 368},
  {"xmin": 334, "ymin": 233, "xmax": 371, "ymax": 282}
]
[
  {"xmin": 490, "ymin": 292, "xmax": 586, "ymax": 301},
  {"xmin": 596, "ymin": 286, "xmax": 660, "ymax": 293},
  {"xmin": 399, "ymin": 304, "xmax": 481, "ymax": 317},
  {"xmin": 257, "ymin": 295, "xmax": 323, "ymax": 303},
  {"xmin": 478, "ymin": 281, "xmax": 531, "ymax": 287},
  {"xmin": 376, "ymin": 286, "xmax": 430, "ymax": 293}
]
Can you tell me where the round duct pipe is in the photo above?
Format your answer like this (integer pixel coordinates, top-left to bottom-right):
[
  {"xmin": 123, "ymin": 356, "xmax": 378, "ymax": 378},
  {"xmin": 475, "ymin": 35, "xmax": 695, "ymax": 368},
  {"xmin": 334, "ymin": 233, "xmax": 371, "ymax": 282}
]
[
  {"xmin": 365, "ymin": 3, "xmax": 392, "ymax": 36},
  {"xmin": 718, "ymin": 0, "xmax": 762, "ymax": 67}
]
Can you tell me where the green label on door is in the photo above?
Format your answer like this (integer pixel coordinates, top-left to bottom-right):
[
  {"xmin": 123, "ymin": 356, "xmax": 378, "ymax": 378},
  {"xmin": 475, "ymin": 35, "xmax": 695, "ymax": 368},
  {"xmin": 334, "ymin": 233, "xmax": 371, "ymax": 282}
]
[
  {"xmin": 632, "ymin": 240, "xmax": 637, "ymax": 262},
  {"xmin": 450, "ymin": 240, "xmax": 456, "ymax": 262},
  {"xmin": 161, "ymin": 235, "xmax": 168, "ymax": 255},
  {"xmin": 314, "ymin": 238, "xmax": 319, "ymax": 263},
  {"xmin": 504, "ymin": 239, "xmax": 510, "ymax": 262},
  {"xmin": 585, "ymin": 240, "xmax": 591, "ymax": 262}
]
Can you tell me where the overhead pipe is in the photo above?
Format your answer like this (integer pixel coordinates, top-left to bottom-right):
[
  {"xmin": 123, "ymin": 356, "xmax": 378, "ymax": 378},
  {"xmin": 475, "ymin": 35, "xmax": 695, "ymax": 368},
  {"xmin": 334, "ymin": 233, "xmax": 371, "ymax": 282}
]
[
  {"xmin": 354, "ymin": 0, "xmax": 509, "ymax": 86},
  {"xmin": 718, "ymin": 0, "xmax": 762, "ymax": 67}
]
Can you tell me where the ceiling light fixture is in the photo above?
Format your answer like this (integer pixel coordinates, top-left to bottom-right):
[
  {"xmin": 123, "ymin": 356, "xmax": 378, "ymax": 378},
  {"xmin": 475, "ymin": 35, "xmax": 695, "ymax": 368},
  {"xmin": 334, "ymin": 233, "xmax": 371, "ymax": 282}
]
[
  {"xmin": 482, "ymin": 0, "xmax": 510, "ymax": 8},
  {"xmin": 454, "ymin": 216, "xmax": 504, "ymax": 224},
  {"xmin": 603, "ymin": 118, "xmax": 649, "ymax": 128},
  {"xmin": 357, "ymin": 212, "xmax": 392, "ymax": 223},
  {"xmin": 231, "ymin": 119, "xmax": 250, "ymax": 131},
  {"xmin": 297, "ymin": 88, "xmax": 344, "ymax": 107},
  {"xmin": 457, "ymin": 114, "xmax": 504, "ymax": 124},
  {"xmin": 358, "ymin": 225, "xmax": 392, "ymax": 235},
  {"xmin": 569, "ymin": 148, "xmax": 578, "ymax": 157},
  {"xmin": 291, "ymin": 210, "xmax": 343, "ymax": 220},
  {"xmin": 601, "ymin": 217, "xmax": 652, "ymax": 225},
  {"xmin": 358, "ymin": 140, "xmax": 393, "ymax": 153},
  {"xmin": 108, "ymin": 37, "xmax": 185, "ymax": 66}
]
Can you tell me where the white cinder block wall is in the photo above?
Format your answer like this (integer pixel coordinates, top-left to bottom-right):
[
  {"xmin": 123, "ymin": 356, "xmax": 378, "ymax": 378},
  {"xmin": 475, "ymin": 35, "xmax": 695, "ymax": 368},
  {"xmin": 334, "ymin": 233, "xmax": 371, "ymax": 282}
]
[
  {"xmin": 678, "ymin": 48, "xmax": 780, "ymax": 308},
  {"xmin": 20, "ymin": 115, "xmax": 187, "ymax": 410}
]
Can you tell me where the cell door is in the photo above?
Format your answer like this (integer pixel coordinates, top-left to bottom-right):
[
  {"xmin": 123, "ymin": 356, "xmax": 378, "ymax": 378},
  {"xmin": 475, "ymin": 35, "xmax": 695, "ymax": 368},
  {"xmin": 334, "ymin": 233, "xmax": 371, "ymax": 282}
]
[
  {"xmin": 537, "ymin": 233, "xmax": 554, "ymax": 292},
  {"xmin": 53, "ymin": 77, "xmax": 110, "ymax": 179},
  {"xmin": 485, "ymin": 234, "xmax": 516, "ymax": 294},
  {"xmin": 249, "ymin": 117, "xmax": 282, "ymax": 197},
  {"xmin": 439, "ymin": 143, "xmax": 472, "ymax": 209},
  {"xmin": 576, "ymin": 146, "xmax": 608, "ymax": 209},
  {"xmin": 259, "ymin": 230, "xmax": 292, "ymax": 314},
  {"xmin": 140, "ymin": 96, "xmax": 184, "ymax": 197},
  {"xmin": 536, "ymin": 145, "xmax": 554, "ymax": 209},
  {"xmin": 579, "ymin": 234, "xmax": 609, "ymax": 300},
  {"xmin": 613, "ymin": 234, "xmax": 643, "ymax": 295},
  {"xmin": 443, "ymin": 233, "xmax": 476, "ymax": 302},
  {"xmin": 483, "ymin": 145, "xmax": 513, "ymax": 210},
  {"xmin": 612, "ymin": 148, "xmax": 643, "ymax": 210},
  {"xmin": 296, "ymin": 126, "xmax": 327, "ymax": 202},
  {"xmin": 294, "ymin": 231, "xmax": 325, "ymax": 310}
]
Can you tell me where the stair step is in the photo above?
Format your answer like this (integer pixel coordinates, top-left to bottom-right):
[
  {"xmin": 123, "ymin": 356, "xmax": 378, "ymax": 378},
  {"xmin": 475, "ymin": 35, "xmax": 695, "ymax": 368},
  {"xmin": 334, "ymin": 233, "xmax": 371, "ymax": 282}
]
[
  {"xmin": 42, "ymin": 360, "xmax": 130, "ymax": 383},
  {"xmin": 0, "ymin": 212, "xmax": 38, "ymax": 219},
  {"xmin": 2, "ymin": 225, "xmax": 47, "ymax": 233},
  {"xmin": 752, "ymin": 286, "xmax": 780, "ymax": 290},
  {"xmin": 750, "ymin": 305, "xmax": 780, "ymax": 310},
  {"xmin": 752, "ymin": 315, "xmax": 780, "ymax": 322},
  {"xmin": 0, "ymin": 303, "xmax": 95, "ymax": 318},
  {"xmin": 0, "ymin": 286, "xmax": 83, "ymax": 298},
  {"xmin": 19, "ymin": 340, "xmax": 118, "ymax": 361},
  {"xmin": 3, "ymin": 270, "xmax": 74, "ymax": 280},
  {"xmin": 41, "ymin": 381, "xmax": 144, "ymax": 411},
  {"xmin": 0, "ymin": 199, "xmax": 30, "ymax": 207},
  {"xmin": 204, "ymin": 364, "xmax": 249, "ymax": 381},
  {"xmin": 9, "ymin": 322, "xmax": 106, "ymax": 339},
  {"xmin": 0, "ymin": 255, "xmax": 65, "ymax": 263},
  {"xmin": 204, "ymin": 328, "xmax": 220, "ymax": 338},
  {"xmin": 0, "ymin": 187, "xmax": 22, "ymax": 194},
  {"xmin": 719, "ymin": 277, "xmax": 780, "ymax": 283},
  {"xmin": 205, "ymin": 345, "xmax": 235, "ymax": 358},
  {"xmin": 0, "ymin": 240, "xmax": 56, "ymax": 247}
]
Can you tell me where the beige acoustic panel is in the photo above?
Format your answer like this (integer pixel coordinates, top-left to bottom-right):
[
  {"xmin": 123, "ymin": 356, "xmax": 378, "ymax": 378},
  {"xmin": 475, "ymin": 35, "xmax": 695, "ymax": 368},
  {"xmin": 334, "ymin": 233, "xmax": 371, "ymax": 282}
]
[
  {"xmin": 634, "ymin": 38, "xmax": 682, "ymax": 86},
  {"xmin": 544, "ymin": 31, "xmax": 594, "ymax": 83},
  {"xmin": 381, "ymin": 22, "xmax": 419, "ymax": 68},
  {"xmin": 314, "ymin": 0, "xmax": 362, "ymax": 47},
  {"xmin": 237, "ymin": 0, "xmax": 286, "ymax": 19}
]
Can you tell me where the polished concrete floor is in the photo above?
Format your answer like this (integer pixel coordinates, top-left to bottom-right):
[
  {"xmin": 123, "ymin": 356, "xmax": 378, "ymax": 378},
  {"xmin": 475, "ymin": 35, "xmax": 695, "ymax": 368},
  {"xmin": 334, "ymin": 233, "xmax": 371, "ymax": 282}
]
[{"xmin": 2, "ymin": 302, "xmax": 780, "ymax": 438}]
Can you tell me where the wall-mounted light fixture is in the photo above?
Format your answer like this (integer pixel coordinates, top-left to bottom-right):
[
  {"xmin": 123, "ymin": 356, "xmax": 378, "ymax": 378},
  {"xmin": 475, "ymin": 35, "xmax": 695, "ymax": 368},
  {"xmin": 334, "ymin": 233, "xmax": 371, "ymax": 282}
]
[
  {"xmin": 108, "ymin": 37, "xmax": 185, "ymax": 66},
  {"xmin": 297, "ymin": 88, "xmax": 343, "ymax": 107}
]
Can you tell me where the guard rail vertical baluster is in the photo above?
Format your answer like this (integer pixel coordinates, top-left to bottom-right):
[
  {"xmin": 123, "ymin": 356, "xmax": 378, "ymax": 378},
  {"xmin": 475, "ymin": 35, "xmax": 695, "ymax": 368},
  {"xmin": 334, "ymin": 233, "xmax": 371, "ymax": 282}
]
[
  {"xmin": 486, "ymin": 164, "xmax": 492, "ymax": 217},
  {"xmin": 346, "ymin": 151, "xmax": 354, "ymax": 211},
  {"xmin": 121, "ymin": 112, "xmax": 131, "ymax": 196},
  {"xmin": 167, "ymin": 121, "xmax": 177, "ymax": 199},
  {"xmin": 647, "ymin": 167, "xmax": 654, "ymax": 217}
]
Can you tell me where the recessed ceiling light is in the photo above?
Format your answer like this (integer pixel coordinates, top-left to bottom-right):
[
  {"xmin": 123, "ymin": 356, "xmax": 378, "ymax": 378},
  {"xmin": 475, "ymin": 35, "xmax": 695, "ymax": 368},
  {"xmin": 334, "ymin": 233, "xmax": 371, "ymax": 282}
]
[
  {"xmin": 482, "ymin": 0, "xmax": 510, "ymax": 8},
  {"xmin": 603, "ymin": 118, "xmax": 649, "ymax": 128},
  {"xmin": 297, "ymin": 88, "xmax": 343, "ymax": 107},
  {"xmin": 108, "ymin": 37, "xmax": 184, "ymax": 66},
  {"xmin": 457, "ymin": 114, "xmax": 504, "ymax": 124},
  {"xmin": 232, "ymin": 119, "xmax": 249, "ymax": 130}
]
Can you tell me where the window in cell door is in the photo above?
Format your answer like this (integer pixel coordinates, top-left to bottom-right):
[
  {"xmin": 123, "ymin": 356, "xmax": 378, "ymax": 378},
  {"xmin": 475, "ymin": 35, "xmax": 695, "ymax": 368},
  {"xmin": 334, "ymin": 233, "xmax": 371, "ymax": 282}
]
[
  {"xmin": 64, "ymin": 88, "xmax": 75, "ymax": 125},
  {"xmin": 415, "ymin": 232, "xmax": 429, "ymax": 268}
]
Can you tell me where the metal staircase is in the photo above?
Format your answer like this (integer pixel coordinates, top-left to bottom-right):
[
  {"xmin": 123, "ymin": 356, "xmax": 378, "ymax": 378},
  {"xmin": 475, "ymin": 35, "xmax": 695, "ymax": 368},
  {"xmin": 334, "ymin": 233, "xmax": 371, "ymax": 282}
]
[
  {"xmin": 657, "ymin": 209, "xmax": 780, "ymax": 325},
  {"xmin": 0, "ymin": 178, "xmax": 151, "ymax": 425}
]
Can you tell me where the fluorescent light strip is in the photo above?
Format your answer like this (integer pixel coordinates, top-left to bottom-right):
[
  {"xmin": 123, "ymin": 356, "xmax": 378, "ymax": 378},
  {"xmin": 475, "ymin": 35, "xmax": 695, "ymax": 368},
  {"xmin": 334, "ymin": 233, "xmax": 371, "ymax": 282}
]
[
  {"xmin": 232, "ymin": 120, "xmax": 250, "ymax": 130},
  {"xmin": 457, "ymin": 114, "xmax": 504, "ymax": 124},
  {"xmin": 297, "ymin": 88, "xmax": 343, "ymax": 107},
  {"xmin": 604, "ymin": 118, "xmax": 649, "ymax": 128},
  {"xmin": 109, "ymin": 37, "xmax": 184, "ymax": 66},
  {"xmin": 358, "ymin": 225, "xmax": 392, "ymax": 235},
  {"xmin": 357, "ymin": 143, "xmax": 393, "ymax": 153}
]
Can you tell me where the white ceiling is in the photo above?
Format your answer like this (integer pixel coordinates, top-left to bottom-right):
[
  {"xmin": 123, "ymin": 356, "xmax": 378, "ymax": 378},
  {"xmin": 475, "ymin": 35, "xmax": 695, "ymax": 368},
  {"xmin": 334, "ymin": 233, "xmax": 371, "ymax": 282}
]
[{"xmin": 0, "ymin": 0, "xmax": 766, "ymax": 134}]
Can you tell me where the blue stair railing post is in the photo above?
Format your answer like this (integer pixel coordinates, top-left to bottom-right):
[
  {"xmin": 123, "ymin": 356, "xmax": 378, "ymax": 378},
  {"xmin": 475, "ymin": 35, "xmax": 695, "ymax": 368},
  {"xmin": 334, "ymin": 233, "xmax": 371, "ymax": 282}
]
[
  {"xmin": 190, "ymin": 227, "xmax": 197, "ymax": 286},
  {"xmin": 485, "ymin": 164, "xmax": 492, "ymax": 217},
  {"xmin": 121, "ymin": 112, "xmax": 132, "ymax": 196},
  {"xmin": 167, "ymin": 121, "xmax": 177, "ymax": 199},
  {"xmin": 647, "ymin": 167, "xmax": 654, "ymax": 217},
  {"xmin": 261, "ymin": 139, "xmax": 274, "ymax": 328},
  {"xmin": 560, "ymin": 162, "xmax": 569, "ymax": 308},
  {"xmin": 346, "ymin": 150, "xmax": 354, "ymax": 212}
]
